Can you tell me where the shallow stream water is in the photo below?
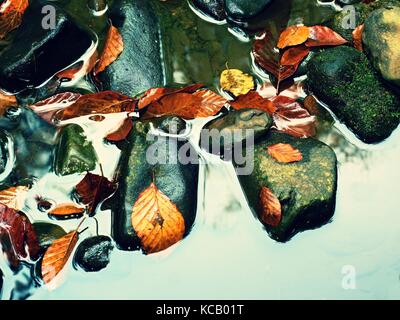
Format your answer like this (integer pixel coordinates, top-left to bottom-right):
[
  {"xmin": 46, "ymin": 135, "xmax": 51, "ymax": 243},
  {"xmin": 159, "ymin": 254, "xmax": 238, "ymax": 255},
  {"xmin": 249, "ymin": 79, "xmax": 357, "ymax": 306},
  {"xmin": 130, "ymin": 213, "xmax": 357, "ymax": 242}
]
[{"xmin": 1, "ymin": 0, "xmax": 400, "ymax": 300}]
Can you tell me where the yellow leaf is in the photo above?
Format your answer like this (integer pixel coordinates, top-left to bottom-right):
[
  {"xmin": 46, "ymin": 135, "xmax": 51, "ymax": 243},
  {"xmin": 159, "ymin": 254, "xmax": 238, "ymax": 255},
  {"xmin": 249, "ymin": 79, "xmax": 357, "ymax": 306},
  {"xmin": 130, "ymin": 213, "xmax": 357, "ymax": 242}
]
[
  {"xmin": 131, "ymin": 182, "xmax": 185, "ymax": 254},
  {"xmin": 41, "ymin": 231, "xmax": 78, "ymax": 284},
  {"xmin": 220, "ymin": 69, "xmax": 255, "ymax": 97},
  {"xmin": 0, "ymin": 186, "xmax": 29, "ymax": 211}
]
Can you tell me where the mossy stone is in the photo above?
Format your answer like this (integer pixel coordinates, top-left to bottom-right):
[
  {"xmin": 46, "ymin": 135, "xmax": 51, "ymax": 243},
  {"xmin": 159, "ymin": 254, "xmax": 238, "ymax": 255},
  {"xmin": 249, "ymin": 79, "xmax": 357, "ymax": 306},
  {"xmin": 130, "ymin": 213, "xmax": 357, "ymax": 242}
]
[
  {"xmin": 54, "ymin": 124, "xmax": 97, "ymax": 176},
  {"xmin": 237, "ymin": 131, "xmax": 337, "ymax": 242},
  {"xmin": 307, "ymin": 46, "xmax": 400, "ymax": 143}
]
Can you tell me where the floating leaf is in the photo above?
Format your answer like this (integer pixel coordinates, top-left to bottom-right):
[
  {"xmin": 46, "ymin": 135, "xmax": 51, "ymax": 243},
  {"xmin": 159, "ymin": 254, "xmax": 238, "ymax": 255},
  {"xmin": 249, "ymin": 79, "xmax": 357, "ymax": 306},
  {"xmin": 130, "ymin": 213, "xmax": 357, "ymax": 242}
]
[
  {"xmin": 352, "ymin": 24, "xmax": 364, "ymax": 52},
  {"xmin": 144, "ymin": 89, "xmax": 226, "ymax": 119},
  {"xmin": 131, "ymin": 182, "xmax": 185, "ymax": 254},
  {"xmin": 271, "ymin": 96, "xmax": 316, "ymax": 138},
  {"xmin": 0, "ymin": 92, "xmax": 18, "ymax": 116},
  {"xmin": 259, "ymin": 186, "xmax": 282, "ymax": 227},
  {"xmin": 0, "ymin": 186, "xmax": 29, "ymax": 211},
  {"xmin": 138, "ymin": 84, "xmax": 204, "ymax": 109},
  {"xmin": 230, "ymin": 91, "xmax": 276, "ymax": 114},
  {"xmin": 0, "ymin": 203, "xmax": 40, "ymax": 266},
  {"xmin": 305, "ymin": 26, "xmax": 347, "ymax": 47},
  {"xmin": 267, "ymin": 143, "xmax": 303, "ymax": 163},
  {"xmin": 75, "ymin": 172, "xmax": 116, "ymax": 216},
  {"xmin": 220, "ymin": 69, "xmax": 255, "ymax": 97},
  {"xmin": 277, "ymin": 25, "xmax": 309, "ymax": 49},
  {"xmin": 54, "ymin": 91, "xmax": 137, "ymax": 121},
  {"xmin": 29, "ymin": 92, "xmax": 82, "ymax": 124},
  {"xmin": 106, "ymin": 117, "xmax": 133, "ymax": 142},
  {"xmin": 48, "ymin": 204, "xmax": 85, "ymax": 220},
  {"xmin": 94, "ymin": 24, "xmax": 124, "ymax": 75},
  {"xmin": 0, "ymin": 0, "xmax": 29, "ymax": 39},
  {"xmin": 41, "ymin": 231, "xmax": 78, "ymax": 284},
  {"xmin": 259, "ymin": 81, "xmax": 304, "ymax": 100}
]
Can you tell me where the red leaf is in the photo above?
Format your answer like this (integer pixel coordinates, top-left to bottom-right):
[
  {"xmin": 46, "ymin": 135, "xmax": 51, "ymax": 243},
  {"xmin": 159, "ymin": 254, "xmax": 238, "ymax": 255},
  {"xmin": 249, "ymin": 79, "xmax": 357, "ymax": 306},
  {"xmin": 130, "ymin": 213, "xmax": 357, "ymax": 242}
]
[
  {"xmin": 106, "ymin": 117, "xmax": 133, "ymax": 142},
  {"xmin": 29, "ymin": 92, "xmax": 82, "ymax": 124},
  {"xmin": 0, "ymin": 0, "xmax": 29, "ymax": 39},
  {"xmin": 352, "ymin": 24, "xmax": 364, "ymax": 52},
  {"xmin": 280, "ymin": 45, "xmax": 310, "ymax": 67},
  {"xmin": 271, "ymin": 96, "xmax": 316, "ymax": 138},
  {"xmin": 259, "ymin": 186, "xmax": 282, "ymax": 227},
  {"xmin": 75, "ymin": 173, "xmax": 117, "ymax": 216},
  {"xmin": 138, "ymin": 84, "xmax": 204, "ymax": 109},
  {"xmin": 0, "ymin": 203, "xmax": 40, "ymax": 266},
  {"xmin": 230, "ymin": 91, "xmax": 277, "ymax": 114},
  {"xmin": 305, "ymin": 26, "xmax": 348, "ymax": 47}
]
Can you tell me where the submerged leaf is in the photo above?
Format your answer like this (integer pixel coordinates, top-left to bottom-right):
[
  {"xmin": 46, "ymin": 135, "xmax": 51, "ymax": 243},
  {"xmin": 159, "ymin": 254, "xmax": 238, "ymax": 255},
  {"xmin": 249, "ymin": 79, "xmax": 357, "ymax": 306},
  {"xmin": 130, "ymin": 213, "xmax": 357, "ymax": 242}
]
[
  {"xmin": 267, "ymin": 143, "xmax": 303, "ymax": 163},
  {"xmin": 259, "ymin": 186, "xmax": 282, "ymax": 227},
  {"xmin": 230, "ymin": 91, "xmax": 276, "ymax": 114},
  {"xmin": 0, "ymin": 0, "xmax": 29, "ymax": 39},
  {"xmin": 220, "ymin": 69, "xmax": 255, "ymax": 97},
  {"xmin": 131, "ymin": 182, "xmax": 185, "ymax": 254},
  {"xmin": 0, "ymin": 186, "xmax": 29, "ymax": 211}
]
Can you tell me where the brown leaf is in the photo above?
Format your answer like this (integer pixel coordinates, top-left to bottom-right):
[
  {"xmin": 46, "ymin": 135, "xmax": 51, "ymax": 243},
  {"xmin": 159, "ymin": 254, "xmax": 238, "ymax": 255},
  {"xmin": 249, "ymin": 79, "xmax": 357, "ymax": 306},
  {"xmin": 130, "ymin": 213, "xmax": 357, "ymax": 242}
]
[
  {"xmin": 0, "ymin": 186, "xmax": 29, "ymax": 211},
  {"xmin": 259, "ymin": 186, "xmax": 282, "ymax": 227},
  {"xmin": 0, "ymin": 92, "xmax": 18, "ymax": 116},
  {"xmin": 56, "ymin": 50, "xmax": 98, "ymax": 81},
  {"xmin": 105, "ymin": 117, "xmax": 133, "ymax": 142},
  {"xmin": 230, "ymin": 91, "xmax": 277, "ymax": 114},
  {"xmin": 305, "ymin": 26, "xmax": 348, "ymax": 47},
  {"xmin": 131, "ymin": 182, "xmax": 185, "ymax": 254},
  {"xmin": 138, "ymin": 84, "xmax": 204, "ymax": 109},
  {"xmin": 75, "ymin": 172, "xmax": 116, "ymax": 216},
  {"xmin": 48, "ymin": 204, "xmax": 85, "ymax": 219},
  {"xmin": 54, "ymin": 91, "xmax": 137, "ymax": 121},
  {"xmin": 0, "ymin": 0, "xmax": 29, "ymax": 39},
  {"xmin": 277, "ymin": 25, "xmax": 310, "ymax": 49},
  {"xmin": 280, "ymin": 45, "xmax": 310, "ymax": 67},
  {"xmin": 144, "ymin": 89, "xmax": 226, "ymax": 119},
  {"xmin": 271, "ymin": 96, "xmax": 316, "ymax": 138},
  {"xmin": 41, "ymin": 231, "xmax": 78, "ymax": 284},
  {"xmin": 352, "ymin": 24, "xmax": 364, "ymax": 52},
  {"xmin": 94, "ymin": 24, "xmax": 124, "ymax": 75},
  {"xmin": 267, "ymin": 143, "xmax": 303, "ymax": 163},
  {"xmin": 29, "ymin": 92, "xmax": 82, "ymax": 124}
]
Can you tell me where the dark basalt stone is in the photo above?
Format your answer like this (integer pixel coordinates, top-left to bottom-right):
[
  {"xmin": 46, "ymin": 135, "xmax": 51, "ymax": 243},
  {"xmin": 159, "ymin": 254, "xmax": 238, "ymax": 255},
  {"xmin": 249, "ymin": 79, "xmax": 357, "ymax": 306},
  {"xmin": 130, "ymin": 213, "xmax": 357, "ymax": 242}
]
[
  {"xmin": 225, "ymin": 0, "xmax": 273, "ymax": 20},
  {"xmin": 98, "ymin": 0, "xmax": 164, "ymax": 96},
  {"xmin": 192, "ymin": 0, "xmax": 226, "ymax": 21},
  {"xmin": 74, "ymin": 236, "xmax": 114, "ymax": 272},
  {"xmin": 108, "ymin": 117, "xmax": 198, "ymax": 251},
  {"xmin": 0, "ymin": 1, "xmax": 93, "ymax": 94}
]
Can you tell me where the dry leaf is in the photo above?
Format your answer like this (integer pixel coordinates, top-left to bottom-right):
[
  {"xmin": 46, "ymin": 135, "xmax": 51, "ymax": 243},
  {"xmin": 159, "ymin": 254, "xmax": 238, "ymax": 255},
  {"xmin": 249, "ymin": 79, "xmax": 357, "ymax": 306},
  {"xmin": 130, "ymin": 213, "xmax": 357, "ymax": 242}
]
[
  {"xmin": 0, "ymin": 0, "xmax": 29, "ymax": 39},
  {"xmin": 0, "ymin": 92, "xmax": 18, "ymax": 116},
  {"xmin": 229, "ymin": 91, "xmax": 277, "ymax": 114},
  {"xmin": 48, "ymin": 204, "xmax": 85, "ymax": 219},
  {"xmin": 306, "ymin": 26, "xmax": 347, "ymax": 47},
  {"xmin": 352, "ymin": 24, "xmax": 364, "ymax": 52},
  {"xmin": 259, "ymin": 186, "xmax": 282, "ymax": 227},
  {"xmin": 94, "ymin": 24, "xmax": 124, "ymax": 75},
  {"xmin": 0, "ymin": 186, "xmax": 29, "ymax": 211},
  {"xmin": 41, "ymin": 231, "xmax": 78, "ymax": 284},
  {"xmin": 131, "ymin": 182, "xmax": 185, "ymax": 254},
  {"xmin": 267, "ymin": 143, "xmax": 303, "ymax": 163},
  {"xmin": 277, "ymin": 25, "xmax": 309, "ymax": 49},
  {"xmin": 220, "ymin": 69, "xmax": 255, "ymax": 97}
]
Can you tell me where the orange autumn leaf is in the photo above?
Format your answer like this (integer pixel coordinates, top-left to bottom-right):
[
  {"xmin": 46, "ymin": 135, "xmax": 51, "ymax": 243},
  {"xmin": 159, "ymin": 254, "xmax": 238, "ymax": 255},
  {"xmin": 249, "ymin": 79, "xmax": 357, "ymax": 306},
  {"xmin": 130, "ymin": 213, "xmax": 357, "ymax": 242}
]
[
  {"xmin": 352, "ymin": 24, "xmax": 364, "ymax": 52},
  {"xmin": 305, "ymin": 26, "xmax": 347, "ymax": 47},
  {"xmin": 259, "ymin": 186, "xmax": 282, "ymax": 227},
  {"xmin": 0, "ymin": 186, "xmax": 29, "ymax": 211},
  {"xmin": 41, "ymin": 231, "xmax": 78, "ymax": 284},
  {"xmin": 0, "ymin": 92, "xmax": 17, "ymax": 116},
  {"xmin": 277, "ymin": 25, "xmax": 309, "ymax": 49},
  {"xmin": 94, "ymin": 24, "xmax": 124, "ymax": 75},
  {"xmin": 267, "ymin": 143, "xmax": 303, "ymax": 163},
  {"xmin": 106, "ymin": 117, "xmax": 133, "ymax": 142},
  {"xmin": 131, "ymin": 182, "xmax": 185, "ymax": 254},
  {"xmin": 0, "ymin": 0, "xmax": 29, "ymax": 39},
  {"xmin": 48, "ymin": 203, "xmax": 85, "ymax": 219},
  {"xmin": 230, "ymin": 91, "xmax": 277, "ymax": 114}
]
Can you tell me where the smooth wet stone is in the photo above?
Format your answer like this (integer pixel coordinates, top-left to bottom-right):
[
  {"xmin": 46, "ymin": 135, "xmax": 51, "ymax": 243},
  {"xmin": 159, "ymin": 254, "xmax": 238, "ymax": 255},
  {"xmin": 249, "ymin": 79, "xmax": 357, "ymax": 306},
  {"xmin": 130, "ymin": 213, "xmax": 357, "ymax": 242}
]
[
  {"xmin": 0, "ymin": 131, "xmax": 7, "ymax": 176},
  {"xmin": 225, "ymin": 0, "xmax": 273, "ymax": 20},
  {"xmin": 74, "ymin": 236, "xmax": 114, "ymax": 272},
  {"xmin": 32, "ymin": 223, "xmax": 66, "ymax": 249},
  {"xmin": 54, "ymin": 124, "xmax": 97, "ymax": 176},
  {"xmin": 98, "ymin": 0, "xmax": 164, "ymax": 96},
  {"xmin": 237, "ymin": 131, "xmax": 337, "ymax": 242},
  {"xmin": 307, "ymin": 46, "xmax": 400, "ymax": 143},
  {"xmin": 202, "ymin": 109, "xmax": 272, "ymax": 156},
  {"xmin": 192, "ymin": 0, "xmax": 226, "ymax": 21},
  {"xmin": 108, "ymin": 117, "xmax": 198, "ymax": 251},
  {"xmin": 363, "ymin": 7, "xmax": 400, "ymax": 87},
  {"xmin": 157, "ymin": 116, "xmax": 187, "ymax": 134},
  {"xmin": 0, "ymin": 108, "xmax": 57, "ymax": 188},
  {"xmin": 0, "ymin": 1, "xmax": 92, "ymax": 94}
]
